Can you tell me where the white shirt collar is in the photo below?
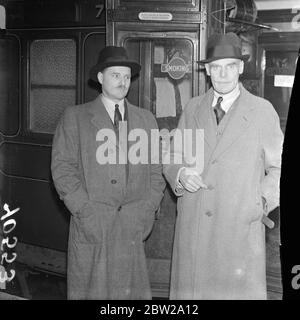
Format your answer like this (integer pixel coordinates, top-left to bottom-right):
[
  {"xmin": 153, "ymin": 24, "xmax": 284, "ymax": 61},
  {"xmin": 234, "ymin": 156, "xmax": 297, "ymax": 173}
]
[
  {"xmin": 101, "ymin": 94, "xmax": 125, "ymax": 122},
  {"xmin": 212, "ymin": 83, "xmax": 240, "ymax": 113}
]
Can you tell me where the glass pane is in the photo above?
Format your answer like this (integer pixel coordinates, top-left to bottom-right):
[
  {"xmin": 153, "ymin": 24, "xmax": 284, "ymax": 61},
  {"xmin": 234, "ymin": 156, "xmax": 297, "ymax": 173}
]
[
  {"xmin": 30, "ymin": 39, "xmax": 76, "ymax": 85},
  {"xmin": 264, "ymin": 50, "xmax": 298, "ymax": 133},
  {"xmin": 30, "ymin": 88, "xmax": 75, "ymax": 134},
  {"xmin": 124, "ymin": 37, "xmax": 194, "ymax": 130},
  {"xmin": 30, "ymin": 39, "xmax": 76, "ymax": 134},
  {"xmin": 0, "ymin": 36, "xmax": 20, "ymax": 136}
]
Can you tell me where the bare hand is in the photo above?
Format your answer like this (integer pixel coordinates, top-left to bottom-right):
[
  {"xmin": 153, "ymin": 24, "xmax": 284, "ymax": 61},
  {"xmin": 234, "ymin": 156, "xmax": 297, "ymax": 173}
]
[{"xmin": 179, "ymin": 168, "xmax": 207, "ymax": 192}]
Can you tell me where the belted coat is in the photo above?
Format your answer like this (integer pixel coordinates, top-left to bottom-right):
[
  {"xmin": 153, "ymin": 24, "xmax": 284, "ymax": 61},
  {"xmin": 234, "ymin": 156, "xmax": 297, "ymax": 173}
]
[
  {"xmin": 163, "ymin": 84, "xmax": 283, "ymax": 299},
  {"xmin": 51, "ymin": 96, "xmax": 165, "ymax": 299}
]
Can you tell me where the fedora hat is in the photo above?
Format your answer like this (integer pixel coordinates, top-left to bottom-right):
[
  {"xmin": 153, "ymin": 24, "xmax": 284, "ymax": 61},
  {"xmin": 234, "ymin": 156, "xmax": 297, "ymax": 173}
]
[
  {"xmin": 198, "ymin": 32, "xmax": 249, "ymax": 64},
  {"xmin": 90, "ymin": 46, "xmax": 141, "ymax": 82}
]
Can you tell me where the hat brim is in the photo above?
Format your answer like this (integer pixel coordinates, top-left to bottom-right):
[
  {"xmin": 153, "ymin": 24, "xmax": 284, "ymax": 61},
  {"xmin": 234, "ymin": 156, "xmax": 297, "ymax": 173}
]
[
  {"xmin": 90, "ymin": 61, "xmax": 141, "ymax": 82},
  {"xmin": 197, "ymin": 54, "xmax": 250, "ymax": 64}
]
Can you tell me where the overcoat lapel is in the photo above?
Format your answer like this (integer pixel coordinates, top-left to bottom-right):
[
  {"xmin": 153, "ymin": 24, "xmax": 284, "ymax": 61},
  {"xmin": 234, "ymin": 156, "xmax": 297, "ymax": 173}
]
[
  {"xmin": 89, "ymin": 95, "xmax": 128, "ymax": 158},
  {"xmin": 89, "ymin": 95, "xmax": 115, "ymax": 132},
  {"xmin": 88, "ymin": 97, "xmax": 146, "ymax": 194},
  {"xmin": 125, "ymin": 101, "xmax": 145, "ymax": 188},
  {"xmin": 88, "ymin": 95, "xmax": 126, "ymax": 194},
  {"xmin": 211, "ymin": 85, "xmax": 255, "ymax": 160},
  {"xmin": 193, "ymin": 88, "xmax": 216, "ymax": 150}
]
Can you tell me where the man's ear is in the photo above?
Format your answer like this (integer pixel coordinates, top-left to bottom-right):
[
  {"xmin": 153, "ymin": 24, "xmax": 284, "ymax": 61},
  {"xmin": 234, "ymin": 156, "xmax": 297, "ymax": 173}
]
[
  {"xmin": 239, "ymin": 61, "xmax": 244, "ymax": 74},
  {"xmin": 97, "ymin": 71, "xmax": 103, "ymax": 84},
  {"xmin": 205, "ymin": 63, "xmax": 211, "ymax": 76}
]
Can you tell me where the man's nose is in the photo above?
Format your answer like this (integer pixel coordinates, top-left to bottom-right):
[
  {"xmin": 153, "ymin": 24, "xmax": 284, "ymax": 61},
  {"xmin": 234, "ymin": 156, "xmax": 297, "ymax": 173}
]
[
  {"xmin": 219, "ymin": 66, "xmax": 227, "ymax": 78},
  {"xmin": 120, "ymin": 77, "xmax": 127, "ymax": 86}
]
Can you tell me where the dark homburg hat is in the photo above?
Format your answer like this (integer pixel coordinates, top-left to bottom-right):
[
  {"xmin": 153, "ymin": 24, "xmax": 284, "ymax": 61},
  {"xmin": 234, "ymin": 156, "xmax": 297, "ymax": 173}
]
[
  {"xmin": 90, "ymin": 46, "xmax": 141, "ymax": 82},
  {"xmin": 198, "ymin": 32, "xmax": 250, "ymax": 64}
]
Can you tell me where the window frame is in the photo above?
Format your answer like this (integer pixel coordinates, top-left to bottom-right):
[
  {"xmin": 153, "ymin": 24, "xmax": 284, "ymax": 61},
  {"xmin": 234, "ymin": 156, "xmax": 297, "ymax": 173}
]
[
  {"xmin": 28, "ymin": 37, "xmax": 78, "ymax": 135},
  {"xmin": 25, "ymin": 32, "xmax": 79, "ymax": 138},
  {"xmin": 0, "ymin": 33, "xmax": 21, "ymax": 138}
]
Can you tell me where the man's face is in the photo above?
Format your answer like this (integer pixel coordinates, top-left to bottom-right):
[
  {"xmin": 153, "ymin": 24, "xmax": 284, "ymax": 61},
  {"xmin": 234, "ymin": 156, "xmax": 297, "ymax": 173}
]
[
  {"xmin": 97, "ymin": 66, "xmax": 131, "ymax": 102},
  {"xmin": 205, "ymin": 58, "xmax": 244, "ymax": 95}
]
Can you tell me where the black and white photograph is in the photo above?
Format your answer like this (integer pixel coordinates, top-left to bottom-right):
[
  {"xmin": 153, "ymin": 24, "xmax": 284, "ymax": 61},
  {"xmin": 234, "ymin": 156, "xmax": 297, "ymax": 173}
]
[{"xmin": 0, "ymin": 0, "xmax": 299, "ymax": 309}]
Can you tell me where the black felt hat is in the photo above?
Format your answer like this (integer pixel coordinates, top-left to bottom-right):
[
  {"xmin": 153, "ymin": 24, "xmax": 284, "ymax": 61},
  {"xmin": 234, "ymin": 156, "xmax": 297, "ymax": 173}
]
[
  {"xmin": 198, "ymin": 32, "xmax": 250, "ymax": 64},
  {"xmin": 90, "ymin": 46, "xmax": 141, "ymax": 82}
]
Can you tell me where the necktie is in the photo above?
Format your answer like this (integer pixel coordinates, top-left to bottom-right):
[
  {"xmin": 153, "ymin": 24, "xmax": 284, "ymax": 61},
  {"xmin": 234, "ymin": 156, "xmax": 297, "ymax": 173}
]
[
  {"xmin": 114, "ymin": 104, "xmax": 122, "ymax": 130},
  {"xmin": 213, "ymin": 96, "xmax": 225, "ymax": 125},
  {"xmin": 114, "ymin": 103, "xmax": 128, "ymax": 184}
]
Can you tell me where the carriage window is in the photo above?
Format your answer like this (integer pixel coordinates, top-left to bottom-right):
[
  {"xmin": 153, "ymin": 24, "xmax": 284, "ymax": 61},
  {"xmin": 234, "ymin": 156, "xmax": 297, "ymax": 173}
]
[
  {"xmin": 0, "ymin": 36, "xmax": 20, "ymax": 136},
  {"xmin": 124, "ymin": 37, "xmax": 193, "ymax": 131},
  {"xmin": 29, "ymin": 39, "xmax": 76, "ymax": 134}
]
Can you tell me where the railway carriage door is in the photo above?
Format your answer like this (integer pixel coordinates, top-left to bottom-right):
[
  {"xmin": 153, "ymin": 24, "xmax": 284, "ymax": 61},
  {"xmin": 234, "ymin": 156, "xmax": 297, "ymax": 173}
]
[
  {"xmin": 0, "ymin": 0, "xmax": 106, "ymax": 290},
  {"xmin": 124, "ymin": 34, "xmax": 197, "ymax": 296},
  {"xmin": 106, "ymin": 0, "xmax": 224, "ymax": 297}
]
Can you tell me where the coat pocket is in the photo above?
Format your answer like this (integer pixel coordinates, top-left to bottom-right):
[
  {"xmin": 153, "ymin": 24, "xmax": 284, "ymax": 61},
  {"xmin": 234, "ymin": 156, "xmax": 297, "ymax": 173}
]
[
  {"xmin": 72, "ymin": 201, "xmax": 103, "ymax": 244},
  {"xmin": 249, "ymin": 190, "xmax": 264, "ymax": 224}
]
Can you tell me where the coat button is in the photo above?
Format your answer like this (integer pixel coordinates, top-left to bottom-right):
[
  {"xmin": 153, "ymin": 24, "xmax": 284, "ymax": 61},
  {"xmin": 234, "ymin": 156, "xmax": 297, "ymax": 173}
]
[
  {"xmin": 111, "ymin": 179, "xmax": 117, "ymax": 184},
  {"xmin": 205, "ymin": 211, "xmax": 213, "ymax": 217},
  {"xmin": 117, "ymin": 206, "xmax": 122, "ymax": 212}
]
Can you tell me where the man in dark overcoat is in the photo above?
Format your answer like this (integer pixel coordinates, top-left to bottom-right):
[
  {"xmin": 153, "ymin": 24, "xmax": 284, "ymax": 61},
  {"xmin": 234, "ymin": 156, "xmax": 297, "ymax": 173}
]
[{"xmin": 51, "ymin": 46, "xmax": 166, "ymax": 299}]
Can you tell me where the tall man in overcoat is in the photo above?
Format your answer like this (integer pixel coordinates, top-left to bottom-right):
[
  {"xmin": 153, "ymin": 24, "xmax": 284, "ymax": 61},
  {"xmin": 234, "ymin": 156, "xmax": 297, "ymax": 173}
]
[
  {"xmin": 163, "ymin": 33, "xmax": 283, "ymax": 299},
  {"xmin": 51, "ymin": 46, "xmax": 166, "ymax": 299}
]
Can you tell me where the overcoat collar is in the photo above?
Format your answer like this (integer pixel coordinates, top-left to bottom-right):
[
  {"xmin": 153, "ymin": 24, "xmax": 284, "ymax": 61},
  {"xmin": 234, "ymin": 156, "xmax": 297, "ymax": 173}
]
[
  {"xmin": 193, "ymin": 87, "xmax": 216, "ymax": 149},
  {"xmin": 89, "ymin": 95, "xmax": 125, "ymax": 150},
  {"xmin": 89, "ymin": 94, "xmax": 115, "ymax": 130},
  {"xmin": 88, "ymin": 95, "xmax": 143, "ymax": 132},
  {"xmin": 194, "ymin": 83, "xmax": 256, "ymax": 159}
]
